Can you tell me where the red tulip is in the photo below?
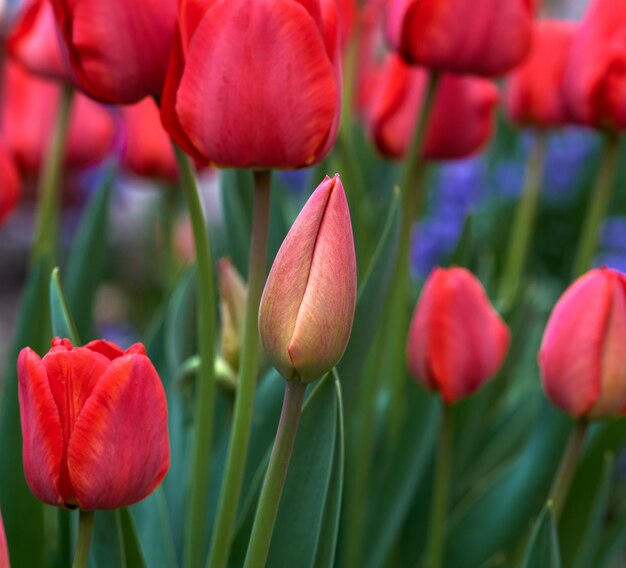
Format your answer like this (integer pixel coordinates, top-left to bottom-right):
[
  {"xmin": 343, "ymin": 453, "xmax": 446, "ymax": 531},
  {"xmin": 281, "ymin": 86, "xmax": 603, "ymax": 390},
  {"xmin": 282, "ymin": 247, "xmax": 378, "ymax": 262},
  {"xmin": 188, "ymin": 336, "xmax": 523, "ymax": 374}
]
[
  {"xmin": 407, "ymin": 267, "xmax": 510, "ymax": 403},
  {"xmin": 539, "ymin": 268, "xmax": 626, "ymax": 418},
  {"xmin": 161, "ymin": 0, "xmax": 342, "ymax": 169},
  {"xmin": 49, "ymin": 0, "xmax": 177, "ymax": 104},
  {"xmin": 337, "ymin": 0, "xmax": 357, "ymax": 47},
  {"xmin": 120, "ymin": 98, "xmax": 177, "ymax": 182},
  {"xmin": 259, "ymin": 174, "xmax": 356, "ymax": 383},
  {"xmin": 18, "ymin": 338, "xmax": 169, "ymax": 510},
  {"xmin": 0, "ymin": 140, "xmax": 21, "ymax": 227},
  {"xmin": 366, "ymin": 54, "xmax": 498, "ymax": 160},
  {"xmin": 1, "ymin": 62, "xmax": 115, "ymax": 176},
  {"xmin": 0, "ymin": 508, "xmax": 8, "ymax": 568},
  {"xmin": 387, "ymin": 0, "xmax": 534, "ymax": 76},
  {"xmin": 6, "ymin": 0, "xmax": 74, "ymax": 83},
  {"xmin": 562, "ymin": 0, "xmax": 626, "ymax": 130},
  {"xmin": 505, "ymin": 20, "xmax": 577, "ymax": 128}
]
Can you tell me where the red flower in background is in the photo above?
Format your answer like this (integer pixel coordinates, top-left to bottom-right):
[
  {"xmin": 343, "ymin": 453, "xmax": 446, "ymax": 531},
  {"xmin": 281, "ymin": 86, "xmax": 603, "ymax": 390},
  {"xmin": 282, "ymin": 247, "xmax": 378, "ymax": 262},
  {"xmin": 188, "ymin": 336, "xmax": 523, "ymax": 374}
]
[
  {"xmin": 49, "ymin": 0, "xmax": 177, "ymax": 103},
  {"xmin": 1, "ymin": 62, "xmax": 115, "ymax": 176},
  {"xmin": 387, "ymin": 0, "xmax": 534, "ymax": 76},
  {"xmin": 121, "ymin": 98, "xmax": 177, "ymax": 182},
  {"xmin": 505, "ymin": 20, "xmax": 577, "ymax": 128},
  {"xmin": 366, "ymin": 54, "xmax": 498, "ymax": 160},
  {"xmin": 18, "ymin": 338, "xmax": 170, "ymax": 510},
  {"xmin": 562, "ymin": 0, "xmax": 626, "ymax": 130},
  {"xmin": 6, "ymin": 0, "xmax": 74, "ymax": 83},
  {"xmin": 161, "ymin": 0, "xmax": 342, "ymax": 169},
  {"xmin": 407, "ymin": 267, "xmax": 510, "ymax": 404},
  {"xmin": 539, "ymin": 268, "xmax": 626, "ymax": 418},
  {"xmin": 0, "ymin": 140, "xmax": 21, "ymax": 227}
]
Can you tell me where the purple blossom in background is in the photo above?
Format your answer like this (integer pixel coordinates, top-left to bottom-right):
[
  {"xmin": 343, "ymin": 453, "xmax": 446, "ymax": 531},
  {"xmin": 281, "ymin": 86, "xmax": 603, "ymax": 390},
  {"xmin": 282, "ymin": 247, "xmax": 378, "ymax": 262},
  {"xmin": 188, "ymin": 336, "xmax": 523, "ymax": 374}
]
[
  {"xmin": 411, "ymin": 157, "xmax": 486, "ymax": 278},
  {"xmin": 596, "ymin": 216, "xmax": 626, "ymax": 272}
]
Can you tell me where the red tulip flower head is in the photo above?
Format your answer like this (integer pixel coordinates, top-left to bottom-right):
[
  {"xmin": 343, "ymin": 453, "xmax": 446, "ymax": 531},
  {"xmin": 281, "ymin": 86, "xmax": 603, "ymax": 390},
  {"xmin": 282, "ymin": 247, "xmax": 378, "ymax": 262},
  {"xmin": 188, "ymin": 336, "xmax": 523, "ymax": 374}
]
[
  {"xmin": 49, "ymin": 0, "xmax": 177, "ymax": 103},
  {"xmin": 0, "ymin": 140, "xmax": 21, "ymax": 227},
  {"xmin": 407, "ymin": 267, "xmax": 510, "ymax": 404},
  {"xmin": 18, "ymin": 338, "xmax": 170, "ymax": 510},
  {"xmin": 539, "ymin": 268, "xmax": 626, "ymax": 419},
  {"xmin": 161, "ymin": 0, "xmax": 342, "ymax": 169},
  {"xmin": 366, "ymin": 54, "xmax": 499, "ymax": 160},
  {"xmin": 259, "ymin": 174, "xmax": 357, "ymax": 383},
  {"xmin": 387, "ymin": 0, "xmax": 534, "ymax": 76},
  {"xmin": 505, "ymin": 20, "xmax": 577, "ymax": 128}
]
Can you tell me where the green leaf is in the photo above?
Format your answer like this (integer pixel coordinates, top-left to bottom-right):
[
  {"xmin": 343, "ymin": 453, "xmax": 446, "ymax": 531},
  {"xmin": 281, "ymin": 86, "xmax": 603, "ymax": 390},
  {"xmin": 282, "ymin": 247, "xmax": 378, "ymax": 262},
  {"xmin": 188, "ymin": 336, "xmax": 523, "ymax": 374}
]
[
  {"xmin": 64, "ymin": 164, "xmax": 115, "ymax": 340},
  {"xmin": 90, "ymin": 509, "xmax": 146, "ymax": 568},
  {"xmin": 221, "ymin": 170, "xmax": 254, "ymax": 277},
  {"xmin": 363, "ymin": 386, "xmax": 439, "ymax": 568},
  {"xmin": 118, "ymin": 508, "xmax": 147, "ymax": 568},
  {"xmin": 445, "ymin": 402, "xmax": 570, "ymax": 567},
  {"xmin": 0, "ymin": 255, "xmax": 50, "ymax": 567},
  {"xmin": 132, "ymin": 489, "xmax": 177, "ymax": 568},
  {"xmin": 165, "ymin": 267, "xmax": 198, "ymax": 376},
  {"xmin": 49, "ymin": 268, "xmax": 80, "ymax": 344},
  {"xmin": 522, "ymin": 503, "xmax": 561, "ymax": 568},
  {"xmin": 338, "ymin": 189, "xmax": 400, "ymax": 407},
  {"xmin": 265, "ymin": 372, "xmax": 342, "ymax": 568}
]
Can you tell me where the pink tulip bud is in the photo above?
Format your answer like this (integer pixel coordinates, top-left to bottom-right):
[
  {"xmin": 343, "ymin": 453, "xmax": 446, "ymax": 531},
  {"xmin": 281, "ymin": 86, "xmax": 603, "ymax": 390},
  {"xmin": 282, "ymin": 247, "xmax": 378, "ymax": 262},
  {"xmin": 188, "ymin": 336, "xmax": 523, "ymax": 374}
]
[
  {"xmin": 407, "ymin": 267, "xmax": 510, "ymax": 404},
  {"xmin": 219, "ymin": 258, "xmax": 248, "ymax": 373},
  {"xmin": 259, "ymin": 174, "xmax": 356, "ymax": 383},
  {"xmin": 0, "ymin": 507, "xmax": 8, "ymax": 568},
  {"xmin": 539, "ymin": 267, "xmax": 626, "ymax": 418}
]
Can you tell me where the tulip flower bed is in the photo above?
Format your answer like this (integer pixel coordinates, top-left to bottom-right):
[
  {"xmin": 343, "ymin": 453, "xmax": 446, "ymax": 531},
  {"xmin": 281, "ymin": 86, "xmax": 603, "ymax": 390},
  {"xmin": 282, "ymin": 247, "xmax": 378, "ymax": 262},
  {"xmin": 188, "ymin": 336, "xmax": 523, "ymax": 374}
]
[{"xmin": 2, "ymin": 0, "xmax": 626, "ymax": 568}]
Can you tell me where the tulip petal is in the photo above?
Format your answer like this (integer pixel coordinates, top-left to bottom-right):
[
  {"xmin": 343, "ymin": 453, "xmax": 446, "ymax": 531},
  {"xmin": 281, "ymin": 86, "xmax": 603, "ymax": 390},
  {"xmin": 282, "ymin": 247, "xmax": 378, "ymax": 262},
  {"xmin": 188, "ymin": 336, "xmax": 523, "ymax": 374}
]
[
  {"xmin": 539, "ymin": 270, "xmax": 611, "ymax": 417},
  {"xmin": 17, "ymin": 348, "xmax": 64, "ymax": 507},
  {"xmin": 0, "ymin": 507, "xmax": 8, "ymax": 568},
  {"xmin": 176, "ymin": 0, "xmax": 337, "ymax": 168},
  {"xmin": 67, "ymin": 354, "xmax": 169, "ymax": 510}
]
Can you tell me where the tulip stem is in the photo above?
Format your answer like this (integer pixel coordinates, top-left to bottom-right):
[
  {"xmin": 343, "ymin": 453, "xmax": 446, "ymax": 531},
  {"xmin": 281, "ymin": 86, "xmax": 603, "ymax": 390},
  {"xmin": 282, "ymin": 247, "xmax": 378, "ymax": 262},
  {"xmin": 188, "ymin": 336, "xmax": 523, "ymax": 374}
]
[
  {"xmin": 207, "ymin": 170, "xmax": 272, "ymax": 568},
  {"xmin": 243, "ymin": 381, "xmax": 307, "ymax": 568},
  {"xmin": 173, "ymin": 145, "xmax": 217, "ymax": 568},
  {"xmin": 423, "ymin": 402, "xmax": 454, "ymax": 568},
  {"xmin": 498, "ymin": 130, "xmax": 548, "ymax": 310},
  {"xmin": 549, "ymin": 419, "xmax": 589, "ymax": 521},
  {"xmin": 72, "ymin": 510, "xmax": 94, "ymax": 568},
  {"xmin": 572, "ymin": 132, "xmax": 621, "ymax": 279},
  {"xmin": 32, "ymin": 84, "xmax": 74, "ymax": 262}
]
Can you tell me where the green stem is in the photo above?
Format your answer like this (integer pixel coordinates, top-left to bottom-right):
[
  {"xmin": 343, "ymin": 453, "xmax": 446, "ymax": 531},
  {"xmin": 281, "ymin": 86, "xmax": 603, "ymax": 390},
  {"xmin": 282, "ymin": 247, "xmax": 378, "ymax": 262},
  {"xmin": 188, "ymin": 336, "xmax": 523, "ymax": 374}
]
[
  {"xmin": 549, "ymin": 419, "xmax": 589, "ymax": 521},
  {"xmin": 498, "ymin": 131, "xmax": 548, "ymax": 309},
  {"xmin": 423, "ymin": 403, "xmax": 454, "ymax": 568},
  {"xmin": 72, "ymin": 510, "xmax": 95, "ymax": 568},
  {"xmin": 572, "ymin": 132, "xmax": 621, "ymax": 279},
  {"xmin": 243, "ymin": 381, "xmax": 307, "ymax": 568},
  {"xmin": 32, "ymin": 84, "xmax": 74, "ymax": 261},
  {"xmin": 173, "ymin": 145, "xmax": 217, "ymax": 568},
  {"xmin": 207, "ymin": 170, "xmax": 272, "ymax": 568}
]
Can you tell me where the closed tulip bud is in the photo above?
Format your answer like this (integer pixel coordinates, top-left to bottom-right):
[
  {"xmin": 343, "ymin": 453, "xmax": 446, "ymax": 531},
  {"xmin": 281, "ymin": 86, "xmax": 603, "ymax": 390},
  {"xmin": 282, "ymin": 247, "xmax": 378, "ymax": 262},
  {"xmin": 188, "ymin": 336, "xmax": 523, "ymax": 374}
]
[
  {"xmin": 219, "ymin": 258, "xmax": 247, "ymax": 373},
  {"xmin": 161, "ymin": 0, "xmax": 342, "ymax": 169},
  {"xmin": 366, "ymin": 54, "xmax": 498, "ymax": 160},
  {"xmin": 562, "ymin": 0, "xmax": 626, "ymax": 130},
  {"xmin": 49, "ymin": 0, "xmax": 177, "ymax": 103},
  {"xmin": 0, "ymin": 140, "xmax": 21, "ymax": 227},
  {"xmin": 539, "ymin": 268, "xmax": 626, "ymax": 419},
  {"xmin": 18, "ymin": 338, "xmax": 169, "ymax": 510},
  {"xmin": 387, "ymin": 0, "xmax": 534, "ymax": 77},
  {"xmin": 407, "ymin": 267, "xmax": 510, "ymax": 403},
  {"xmin": 505, "ymin": 20, "xmax": 577, "ymax": 128},
  {"xmin": 0, "ymin": 508, "xmax": 8, "ymax": 568},
  {"xmin": 259, "ymin": 174, "xmax": 356, "ymax": 383}
]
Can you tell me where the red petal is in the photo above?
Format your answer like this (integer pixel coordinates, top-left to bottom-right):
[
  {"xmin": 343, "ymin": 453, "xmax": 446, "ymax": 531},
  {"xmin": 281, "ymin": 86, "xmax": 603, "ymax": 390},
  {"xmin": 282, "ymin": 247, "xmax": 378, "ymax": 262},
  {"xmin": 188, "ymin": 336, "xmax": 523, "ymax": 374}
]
[
  {"xmin": 67, "ymin": 354, "xmax": 169, "ymax": 510},
  {"xmin": 17, "ymin": 348, "xmax": 64, "ymax": 507}
]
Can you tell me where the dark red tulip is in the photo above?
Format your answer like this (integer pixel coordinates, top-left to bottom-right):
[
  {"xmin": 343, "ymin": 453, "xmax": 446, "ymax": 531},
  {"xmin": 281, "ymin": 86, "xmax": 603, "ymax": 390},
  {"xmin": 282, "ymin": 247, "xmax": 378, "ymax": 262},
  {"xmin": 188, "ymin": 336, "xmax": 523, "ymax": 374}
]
[
  {"xmin": 121, "ymin": 98, "xmax": 177, "ymax": 182},
  {"xmin": 0, "ymin": 140, "xmax": 21, "ymax": 227},
  {"xmin": 505, "ymin": 20, "xmax": 577, "ymax": 128},
  {"xmin": 1, "ymin": 61, "xmax": 115, "ymax": 176},
  {"xmin": 6, "ymin": 0, "xmax": 74, "ymax": 83},
  {"xmin": 387, "ymin": 0, "xmax": 534, "ymax": 77},
  {"xmin": 161, "ymin": 0, "xmax": 342, "ymax": 169},
  {"xmin": 49, "ymin": 0, "xmax": 177, "ymax": 103},
  {"xmin": 539, "ymin": 268, "xmax": 626, "ymax": 418},
  {"xmin": 366, "ymin": 54, "xmax": 498, "ymax": 160},
  {"xmin": 562, "ymin": 0, "xmax": 626, "ymax": 130},
  {"xmin": 407, "ymin": 267, "xmax": 510, "ymax": 403},
  {"xmin": 18, "ymin": 338, "xmax": 170, "ymax": 510}
]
